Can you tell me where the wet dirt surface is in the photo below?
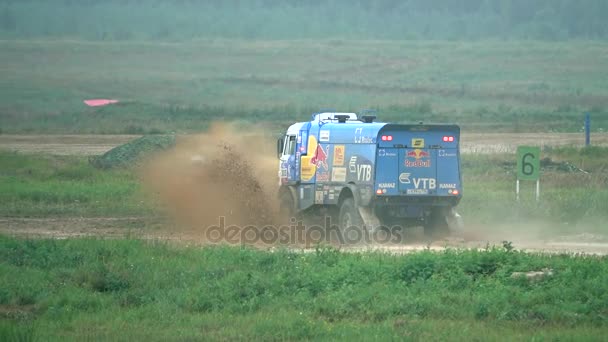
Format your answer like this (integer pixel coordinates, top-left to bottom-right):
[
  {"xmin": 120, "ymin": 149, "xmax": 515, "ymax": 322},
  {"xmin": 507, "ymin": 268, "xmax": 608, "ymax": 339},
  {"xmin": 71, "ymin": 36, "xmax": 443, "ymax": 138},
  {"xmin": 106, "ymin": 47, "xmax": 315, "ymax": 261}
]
[
  {"xmin": 1, "ymin": 133, "xmax": 607, "ymax": 156},
  {"xmin": 2, "ymin": 217, "xmax": 608, "ymax": 255},
  {"xmin": 0, "ymin": 135, "xmax": 140, "ymax": 155},
  {"xmin": 0, "ymin": 217, "xmax": 163, "ymax": 239}
]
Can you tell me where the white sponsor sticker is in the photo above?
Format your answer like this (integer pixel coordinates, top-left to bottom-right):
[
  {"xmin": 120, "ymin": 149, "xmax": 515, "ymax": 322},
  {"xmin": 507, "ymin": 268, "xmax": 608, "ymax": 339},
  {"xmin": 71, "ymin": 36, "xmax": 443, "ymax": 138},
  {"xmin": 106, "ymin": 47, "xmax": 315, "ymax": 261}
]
[
  {"xmin": 378, "ymin": 149, "xmax": 397, "ymax": 157},
  {"xmin": 356, "ymin": 164, "xmax": 372, "ymax": 182},
  {"xmin": 319, "ymin": 130, "xmax": 330, "ymax": 142},
  {"xmin": 407, "ymin": 189, "xmax": 429, "ymax": 195},
  {"xmin": 413, "ymin": 178, "xmax": 436, "ymax": 190},
  {"xmin": 438, "ymin": 150, "xmax": 457, "ymax": 157},
  {"xmin": 405, "ymin": 159, "xmax": 431, "ymax": 168},
  {"xmin": 331, "ymin": 167, "xmax": 347, "ymax": 182},
  {"xmin": 349, "ymin": 156, "xmax": 358, "ymax": 173},
  {"xmin": 315, "ymin": 190, "xmax": 324, "ymax": 203},
  {"xmin": 378, "ymin": 183, "xmax": 396, "ymax": 189},
  {"xmin": 354, "ymin": 127, "xmax": 374, "ymax": 143},
  {"xmin": 439, "ymin": 183, "xmax": 457, "ymax": 189},
  {"xmin": 399, "ymin": 173, "xmax": 411, "ymax": 184}
]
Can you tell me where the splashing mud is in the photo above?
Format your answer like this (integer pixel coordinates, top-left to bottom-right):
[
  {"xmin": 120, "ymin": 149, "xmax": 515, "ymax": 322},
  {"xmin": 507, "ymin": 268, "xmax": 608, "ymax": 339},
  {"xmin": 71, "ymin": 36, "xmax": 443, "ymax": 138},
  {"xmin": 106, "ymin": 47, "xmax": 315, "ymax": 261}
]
[{"xmin": 142, "ymin": 124, "xmax": 281, "ymax": 235}]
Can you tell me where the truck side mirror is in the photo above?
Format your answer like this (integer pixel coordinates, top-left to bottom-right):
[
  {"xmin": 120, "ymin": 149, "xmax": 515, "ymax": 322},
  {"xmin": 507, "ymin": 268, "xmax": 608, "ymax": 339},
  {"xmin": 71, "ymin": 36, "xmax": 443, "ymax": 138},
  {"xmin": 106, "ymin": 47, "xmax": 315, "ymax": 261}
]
[{"xmin": 277, "ymin": 137, "xmax": 284, "ymax": 159}]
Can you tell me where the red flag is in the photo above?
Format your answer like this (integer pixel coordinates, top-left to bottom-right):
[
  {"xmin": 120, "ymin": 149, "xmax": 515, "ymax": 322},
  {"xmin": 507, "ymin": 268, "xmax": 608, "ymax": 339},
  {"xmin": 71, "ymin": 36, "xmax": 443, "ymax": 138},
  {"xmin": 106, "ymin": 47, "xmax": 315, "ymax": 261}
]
[{"xmin": 84, "ymin": 99, "xmax": 119, "ymax": 107}]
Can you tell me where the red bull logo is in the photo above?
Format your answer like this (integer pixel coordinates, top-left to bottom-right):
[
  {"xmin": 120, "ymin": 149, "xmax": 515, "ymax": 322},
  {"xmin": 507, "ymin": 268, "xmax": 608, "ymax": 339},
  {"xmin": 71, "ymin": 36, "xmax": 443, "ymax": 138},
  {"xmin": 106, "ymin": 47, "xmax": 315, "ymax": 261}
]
[
  {"xmin": 311, "ymin": 144, "xmax": 329, "ymax": 170},
  {"xmin": 407, "ymin": 149, "xmax": 429, "ymax": 159},
  {"xmin": 405, "ymin": 149, "xmax": 431, "ymax": 167}
]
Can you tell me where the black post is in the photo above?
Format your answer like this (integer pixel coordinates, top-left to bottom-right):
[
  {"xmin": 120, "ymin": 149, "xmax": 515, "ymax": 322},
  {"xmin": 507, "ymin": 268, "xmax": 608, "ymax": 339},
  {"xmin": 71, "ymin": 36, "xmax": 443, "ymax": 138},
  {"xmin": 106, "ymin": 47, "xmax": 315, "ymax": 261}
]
[{"xmin": 585, "ymin": 113, "xmax": 591, "ymax": 147}]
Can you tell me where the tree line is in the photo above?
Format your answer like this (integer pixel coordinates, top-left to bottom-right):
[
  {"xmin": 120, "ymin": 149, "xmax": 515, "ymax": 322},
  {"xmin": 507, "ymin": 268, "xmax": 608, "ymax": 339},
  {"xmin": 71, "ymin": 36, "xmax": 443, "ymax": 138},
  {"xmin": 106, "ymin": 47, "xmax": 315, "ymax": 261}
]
[{"xmin": 1, "ymin": 0, "xmax": 607, "ymax": 40}]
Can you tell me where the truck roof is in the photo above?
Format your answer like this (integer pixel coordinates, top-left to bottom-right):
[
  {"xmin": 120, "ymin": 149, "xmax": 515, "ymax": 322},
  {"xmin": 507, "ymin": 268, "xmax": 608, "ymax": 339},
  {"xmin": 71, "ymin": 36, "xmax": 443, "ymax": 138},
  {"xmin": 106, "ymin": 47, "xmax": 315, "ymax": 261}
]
[
  {"xmin": 286, "ymin": 112, "xmax": 389, "ymax": 144},
  {"xmin": 286, "ymin": 112, "xmax": 460, "ymax": 144},
  {"xmin": 286, "ymin": 112, "xmax": 361, "ymax": 135},
  {"xmin": 315, "ymin": 121, "xmax": 388, "ymax": 144}
]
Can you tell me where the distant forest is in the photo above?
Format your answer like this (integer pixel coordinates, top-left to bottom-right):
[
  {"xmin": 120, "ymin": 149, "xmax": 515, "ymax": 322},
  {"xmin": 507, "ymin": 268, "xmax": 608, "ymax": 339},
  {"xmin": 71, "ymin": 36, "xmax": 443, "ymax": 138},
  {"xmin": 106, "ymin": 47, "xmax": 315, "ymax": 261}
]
[{"xmin": 1, "ymin": 0, "xmax": 607, "ymax": 41}]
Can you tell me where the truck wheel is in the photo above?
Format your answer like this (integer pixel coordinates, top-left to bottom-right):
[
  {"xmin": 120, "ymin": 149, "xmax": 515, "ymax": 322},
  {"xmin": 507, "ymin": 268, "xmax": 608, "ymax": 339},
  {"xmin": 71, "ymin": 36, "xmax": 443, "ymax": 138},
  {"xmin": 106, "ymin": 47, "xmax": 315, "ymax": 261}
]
[
  {"xmin": 339, "ymin": 198, "xmax": 366, "ymax": 244},
  {"xmin": 424, "ymin": 209, "xmax": 450, "ymax": 239}
]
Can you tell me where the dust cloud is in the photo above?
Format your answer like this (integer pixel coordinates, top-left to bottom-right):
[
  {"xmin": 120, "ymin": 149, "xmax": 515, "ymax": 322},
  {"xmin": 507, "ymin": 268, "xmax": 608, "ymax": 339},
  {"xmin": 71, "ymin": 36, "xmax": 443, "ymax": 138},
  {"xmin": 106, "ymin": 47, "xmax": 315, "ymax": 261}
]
[{"xmin": 141, "ymin": 123, "xmax": 282, "ymax": 235}]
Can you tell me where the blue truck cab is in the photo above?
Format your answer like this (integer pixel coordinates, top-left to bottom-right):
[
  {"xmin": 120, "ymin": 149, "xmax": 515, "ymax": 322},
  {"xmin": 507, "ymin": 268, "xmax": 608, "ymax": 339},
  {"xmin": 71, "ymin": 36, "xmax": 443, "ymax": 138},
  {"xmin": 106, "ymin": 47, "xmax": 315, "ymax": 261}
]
[{"xmin": 277, "ymin": 112, "xmax": 463, "ymax": 236}]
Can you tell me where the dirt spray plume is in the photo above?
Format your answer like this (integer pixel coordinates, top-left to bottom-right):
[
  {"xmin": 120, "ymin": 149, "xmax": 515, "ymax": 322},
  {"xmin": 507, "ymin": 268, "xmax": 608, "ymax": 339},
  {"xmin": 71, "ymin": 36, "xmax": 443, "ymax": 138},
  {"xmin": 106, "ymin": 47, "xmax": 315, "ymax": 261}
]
[{"xmin": 142, "ymin": 123, "xmax": 281, "ymax": 236}]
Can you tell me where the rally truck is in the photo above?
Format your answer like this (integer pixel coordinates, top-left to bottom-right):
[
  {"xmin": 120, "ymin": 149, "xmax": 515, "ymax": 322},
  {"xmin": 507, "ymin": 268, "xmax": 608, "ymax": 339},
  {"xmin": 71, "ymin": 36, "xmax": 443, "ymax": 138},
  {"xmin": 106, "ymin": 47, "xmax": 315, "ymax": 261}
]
[{"xmin": 277, "ymin": 112, "xmax": 463, "ymax": 237}]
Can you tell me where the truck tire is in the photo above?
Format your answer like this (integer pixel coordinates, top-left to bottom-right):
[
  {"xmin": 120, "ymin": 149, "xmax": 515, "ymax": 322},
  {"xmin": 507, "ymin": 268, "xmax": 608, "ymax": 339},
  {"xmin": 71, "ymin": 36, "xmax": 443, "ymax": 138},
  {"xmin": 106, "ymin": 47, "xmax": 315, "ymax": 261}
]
[
  {"xmin": 424, "ymin": 209, "xmax": 450, "ymax": 239},
  {"xmin": 339, "ymin": 198, "xmax": 366, "ymax": 244}
]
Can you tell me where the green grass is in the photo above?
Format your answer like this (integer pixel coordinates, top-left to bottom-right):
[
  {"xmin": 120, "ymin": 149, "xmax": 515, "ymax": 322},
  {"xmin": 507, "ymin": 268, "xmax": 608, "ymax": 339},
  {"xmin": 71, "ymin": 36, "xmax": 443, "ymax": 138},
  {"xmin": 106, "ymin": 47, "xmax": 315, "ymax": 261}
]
[
  {"xmin": 1, "ymin": 235, "xmax": 607, "ymax": 340},
  {"xmin": 0, "ymin": 151, "xmax": 152, "ymax": 217},
  {"xmin": 1, "ymin": 39, "xmax": 608, "ymax": 133}
]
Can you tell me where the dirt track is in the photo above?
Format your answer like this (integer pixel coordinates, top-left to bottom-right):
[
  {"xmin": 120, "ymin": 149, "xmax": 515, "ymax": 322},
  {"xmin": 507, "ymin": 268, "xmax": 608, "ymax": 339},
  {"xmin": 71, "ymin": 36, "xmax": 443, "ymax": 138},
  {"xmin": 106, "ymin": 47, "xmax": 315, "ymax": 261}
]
[
  {"xmin": 0, "ymin": 134, "xmax": 140, "ymax": 155},
  {"xmin": 1, "ymin": 133, "xmax": 608, "ymax": 156},
  {"xmin": 1, "ymin": 217, "xmax": 608, "ymax": 255}
]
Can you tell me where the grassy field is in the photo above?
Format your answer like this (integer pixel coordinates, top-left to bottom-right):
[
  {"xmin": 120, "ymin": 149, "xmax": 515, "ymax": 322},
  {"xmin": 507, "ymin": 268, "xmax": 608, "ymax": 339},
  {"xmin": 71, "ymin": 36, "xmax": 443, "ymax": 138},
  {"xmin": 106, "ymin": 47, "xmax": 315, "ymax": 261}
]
[
  {"xmin": 0, "ymin": 151, "xmax": 152, "ymax": 218},
  {"xmin": 1, "ymin": 236, "xmax": 608, "ymax": 341},
  {"xmin": 1, "ymin": 39, "xmax": 608, "ymax": 134}
]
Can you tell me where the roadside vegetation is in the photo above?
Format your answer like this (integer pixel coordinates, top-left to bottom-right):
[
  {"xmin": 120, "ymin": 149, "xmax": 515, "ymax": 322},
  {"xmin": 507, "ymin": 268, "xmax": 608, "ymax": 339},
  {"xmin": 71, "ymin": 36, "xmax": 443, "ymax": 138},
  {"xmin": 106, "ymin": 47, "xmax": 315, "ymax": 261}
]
[
  {"xmin": 1, "ymin": 236, "xmax": 608, "ymax": 341},
  {"xmin": 0, "ymin": 151, "xmax": 151, "ymax": 217}
]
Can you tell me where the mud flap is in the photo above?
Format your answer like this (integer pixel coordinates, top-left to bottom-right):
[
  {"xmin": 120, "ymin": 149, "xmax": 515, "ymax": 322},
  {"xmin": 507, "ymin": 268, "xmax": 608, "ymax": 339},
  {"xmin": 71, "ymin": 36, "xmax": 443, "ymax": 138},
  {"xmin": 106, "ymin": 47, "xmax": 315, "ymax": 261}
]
[{"xmin": 358, "ymin": 207, "xmax": 382, "ymax": 233}]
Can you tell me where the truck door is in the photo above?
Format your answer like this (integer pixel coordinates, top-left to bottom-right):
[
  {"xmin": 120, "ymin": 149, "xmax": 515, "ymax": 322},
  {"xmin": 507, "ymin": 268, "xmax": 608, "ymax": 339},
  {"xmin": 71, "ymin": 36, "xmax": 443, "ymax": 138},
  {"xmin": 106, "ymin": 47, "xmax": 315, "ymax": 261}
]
[{"xmin": 279, "ymin": 134, "xmax": 297, "ymax": 184}]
